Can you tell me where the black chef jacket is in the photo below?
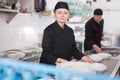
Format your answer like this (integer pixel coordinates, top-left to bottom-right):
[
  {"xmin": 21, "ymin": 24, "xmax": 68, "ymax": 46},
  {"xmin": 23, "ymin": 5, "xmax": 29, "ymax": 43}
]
[
  {"xmin": 40, "ymin": 21, "xmax": 84, "ymax": 65},
  {"xmin": 84, "ymin": 18, "xmax": 104, "ymax": 51}
]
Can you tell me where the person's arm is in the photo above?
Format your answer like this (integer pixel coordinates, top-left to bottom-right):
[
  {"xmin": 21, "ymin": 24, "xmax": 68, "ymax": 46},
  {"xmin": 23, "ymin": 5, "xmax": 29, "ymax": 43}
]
[
  {"xmin": 71, "ymin": 41, "xmax": 93, "ymax": 63},
  {"xmin": 70, "ymin": 31, "xmax": 93, "ymax": 63},
  {"xmin": 41, "ymin": 29, "xmax": 58, "ymax": 64},
  {"xmin": 56, "ymin": 58, "xmax": 68, "ymax": 63},
  {"xmin": 85, "ymin": 23, "xmax": 95, "ymax": 48},
  {"xmin": 92, "ymin": 44, "xmax": 102, "ymax": 53},
  {"xmin": 71, "ymin": 32, "xmax": 84, "ymax": 60},
  {"xmin": 101, "ymin": 19, "xmax": 104, "ymax": 41},
  {"xmin": 81, "ymin": 56, "xmax": 93, "ymax": 63}
]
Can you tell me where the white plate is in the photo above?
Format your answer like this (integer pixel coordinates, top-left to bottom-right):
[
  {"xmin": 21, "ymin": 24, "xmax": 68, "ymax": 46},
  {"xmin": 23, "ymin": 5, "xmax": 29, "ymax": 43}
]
[
  {"xmin": 7, "ymin": 52, "xmax": 25, "ymax": 60},
  {"xmin": 101, "ymin": 40, "xmax": 111, "ymax": 47},
  {"xmin": 56, "ymin": 62, "xmax": 93, "ymax": 73},
  {"xmin": 89, "ymin": 54, "xmax": 104, "ymax": 62},
  {"xmin": 98, "ymin": 53, "xmax": 112, "ymax": 59},
  {"xmin": 56, "ymin": 62, "xmax": 107, "ymax": 73},
  {"xmin": 91, "ymin": 63, "xmax": 107, "ymax": 72}
]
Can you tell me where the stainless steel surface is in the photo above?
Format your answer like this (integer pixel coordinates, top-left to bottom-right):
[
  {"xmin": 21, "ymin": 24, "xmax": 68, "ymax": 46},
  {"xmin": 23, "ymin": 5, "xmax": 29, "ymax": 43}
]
[
  {"xmin": 22, "ymin": 54, "xmax": 40, "ymax": 63},
  {"xmin": 84, "ymin": 47, "xmax": 120, "ymax": 77},
  {"xmin": 85, "ymin": 47, "xmax": 120, "ymax": 57},
  {"xmin": 100, "ymin": 58, "xmax": 120, "ymax": 77},
  {"xmin": 101, "ymin": 47, "xmax": 120, "ymax": 60},
  {"xmin": 0, "ymin": 47, "xmax": 42, "ymax": 63}
]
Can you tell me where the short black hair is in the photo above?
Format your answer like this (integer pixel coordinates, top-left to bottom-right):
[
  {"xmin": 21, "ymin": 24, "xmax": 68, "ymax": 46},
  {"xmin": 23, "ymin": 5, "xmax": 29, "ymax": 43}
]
[{"xmin": 94, "ymin": 8, "xmax": 103, "ymax": 15}]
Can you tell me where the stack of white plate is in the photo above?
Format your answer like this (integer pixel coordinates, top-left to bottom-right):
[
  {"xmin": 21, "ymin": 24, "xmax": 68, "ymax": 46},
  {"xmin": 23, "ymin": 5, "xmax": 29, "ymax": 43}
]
[
  {"xmin": 89, "ymin": 54, "xmax": 104, "ymax": 62},
  {"xmin": 98, "ymin": 53, "xmax": 112, "ymax": 59},
  {"xmin": 89, "ymin": 53, "xmax": 112, "ymax": 62},
  {"xmin": 56, "ymin": 62, "xmax": 107, "ymax": 73},
  {"xmin": 101, "ymin": 40, "xmax": 111, "ymax": 47},
  {"xmin": 7, "ymin": 52, "xmax": 25, "ymax": 60}
]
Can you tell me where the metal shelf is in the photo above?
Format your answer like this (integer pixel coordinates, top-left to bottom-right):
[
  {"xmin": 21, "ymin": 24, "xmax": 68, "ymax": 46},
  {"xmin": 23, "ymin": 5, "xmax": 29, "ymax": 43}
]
[
  {"xmin": 0, "ymin": 8, "xmax": 18, "ymax": 23},
  {"xmin": 0, "ymin": 8, "xmax": 18, "ymax": 13}
]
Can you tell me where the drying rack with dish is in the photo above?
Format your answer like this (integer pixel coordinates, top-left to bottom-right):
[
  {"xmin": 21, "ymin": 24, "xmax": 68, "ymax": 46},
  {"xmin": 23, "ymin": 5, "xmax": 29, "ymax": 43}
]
[{"xmin": 0, "ymin": 47, "xmax": 42, "ymax": 63}]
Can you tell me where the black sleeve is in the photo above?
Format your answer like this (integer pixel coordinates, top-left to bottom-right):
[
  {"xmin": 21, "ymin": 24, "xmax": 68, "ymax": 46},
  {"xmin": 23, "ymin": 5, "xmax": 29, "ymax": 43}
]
[
  {"xmin": 101, "ymin": 19, "xmax": 104, "ymax": 37},
  {"xmin": 71, "ymin": 31, "xmax": 84, "ymax": 60},
  {"xmin": 41, "ymin": 29, "xmax": 58, "ymax": 64},
  {"xmin": 85, "ymin": 23, "xmax": 95, "ymax": 47}
]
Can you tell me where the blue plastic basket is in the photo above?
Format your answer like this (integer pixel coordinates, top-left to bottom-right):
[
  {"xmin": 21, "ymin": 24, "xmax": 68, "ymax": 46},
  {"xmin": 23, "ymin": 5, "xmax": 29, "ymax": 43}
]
[{"xmin": 0, "ymin": 58, "xmax": 119, "ymax": 80}]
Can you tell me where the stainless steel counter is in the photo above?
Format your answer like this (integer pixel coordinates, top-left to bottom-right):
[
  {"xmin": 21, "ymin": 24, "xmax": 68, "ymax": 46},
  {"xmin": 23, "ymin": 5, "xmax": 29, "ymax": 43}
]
[
  {"xmin": 100, "ymin": 58, "xmax": 120, "ymax": 77},
  {"xmin": 22, "ymin": 54, "xmax": 41, "ymax": 63},
  {"xmin": 0, "ymin": 47, "xmax": 42, "ymax": 63},
  {"xmin": 84, "ymin": 47, "xmax": 120, "ymax": 77}
]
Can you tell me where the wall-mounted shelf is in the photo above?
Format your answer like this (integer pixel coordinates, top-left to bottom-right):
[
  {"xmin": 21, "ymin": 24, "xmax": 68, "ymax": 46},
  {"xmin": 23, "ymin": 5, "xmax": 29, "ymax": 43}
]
[
  {"xmin": 0, "ymin": 8, "xmax": 18, "ymax": 23},
  {"xmin": 0, "ymin": 8, "xmax": 18, "ymax": 13}
]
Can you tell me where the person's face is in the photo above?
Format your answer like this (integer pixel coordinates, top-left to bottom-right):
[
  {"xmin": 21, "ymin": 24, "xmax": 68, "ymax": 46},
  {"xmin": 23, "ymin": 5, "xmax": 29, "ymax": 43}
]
[
  {"xmin": 93, "ymin": 15, "xmax": 102, "ymax": 22},
  {"xmin": 54, "ymin": 8, "xmax": 69, "ymax": 23}
]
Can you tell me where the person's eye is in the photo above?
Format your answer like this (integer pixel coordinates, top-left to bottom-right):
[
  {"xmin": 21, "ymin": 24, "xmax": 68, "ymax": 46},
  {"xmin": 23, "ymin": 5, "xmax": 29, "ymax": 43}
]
[
  {"xmin": 57, "ymin": 12, "xmax": 62, "ymax": 14},
  {"xmin": 64, "ymin": 12, "xmax": 68, "ymax": 14}
]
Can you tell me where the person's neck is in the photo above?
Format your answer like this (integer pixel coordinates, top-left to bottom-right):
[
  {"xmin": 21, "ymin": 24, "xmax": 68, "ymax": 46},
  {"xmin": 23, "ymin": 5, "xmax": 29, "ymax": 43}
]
[{"xmin": 57, "ymin": 21, "xmax": 65, "ymax": 29}]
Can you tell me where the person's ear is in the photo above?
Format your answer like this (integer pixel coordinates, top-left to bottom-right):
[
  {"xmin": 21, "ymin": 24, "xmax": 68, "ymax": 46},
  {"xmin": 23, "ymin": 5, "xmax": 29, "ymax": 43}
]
[{"xmin": 53, "ymin": 12, "xmax": 56, "ymax": 18}]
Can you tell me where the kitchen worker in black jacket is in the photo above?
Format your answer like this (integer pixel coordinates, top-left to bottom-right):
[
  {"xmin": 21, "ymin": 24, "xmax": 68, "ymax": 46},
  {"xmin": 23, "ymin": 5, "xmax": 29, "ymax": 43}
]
[
  {"xmin": 40, "ymin": 1, "xmax": 92, "ymax": 65},
  {"xmin": 84, "ymin": 8, "xmax": 104, "ymax": 53}
]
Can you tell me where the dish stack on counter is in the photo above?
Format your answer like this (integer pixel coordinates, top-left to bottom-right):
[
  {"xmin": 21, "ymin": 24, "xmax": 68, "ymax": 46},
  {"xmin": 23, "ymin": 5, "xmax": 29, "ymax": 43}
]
[
  {"xmin": 89, "ymin": 53, "xmax": 112, "ymax": 62},
  {"xmin": 56, "ymin": 53, "xmax": 112, "ymax": 75},
  {"xmin": 56, "ymin": 62, "xmax": 107, "ymax": 73}
]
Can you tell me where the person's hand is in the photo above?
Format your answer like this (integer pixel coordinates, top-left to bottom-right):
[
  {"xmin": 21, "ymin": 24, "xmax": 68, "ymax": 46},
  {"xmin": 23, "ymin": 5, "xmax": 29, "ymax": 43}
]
[
  {"xmin": 95, "ymin": 47, "xmax": 102, "ymax": 53},
  {"xmin": 81, "ymin": 56, "xmax": 93, "ymax": 63},
  {"xmin": 56, "ymin": 58, "xmax": 68, "ymax": 63},
  {"xmin": 101, "ymin": 36, "xmax": 105, "ymax": 41},
  {"xmin": 92, "ymin": 44, "xmax": 102, "ymax": 53}
]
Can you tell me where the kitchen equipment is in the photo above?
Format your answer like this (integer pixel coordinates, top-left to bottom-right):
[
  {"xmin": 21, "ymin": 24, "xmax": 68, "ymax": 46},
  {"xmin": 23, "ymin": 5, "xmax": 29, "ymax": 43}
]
[{"xmin": 0, "ymin": 47, "xmax": 41, "ymax": 62}]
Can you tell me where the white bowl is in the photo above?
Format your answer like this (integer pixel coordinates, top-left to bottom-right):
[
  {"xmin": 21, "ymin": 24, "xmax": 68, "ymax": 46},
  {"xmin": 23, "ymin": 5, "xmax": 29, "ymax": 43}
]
[
  {"xmin": 56, "ymin": 62, "xmax": 107, "ymax": 80},
  {"xmin": 56, "ymin": 62, "xmax": 93, "ymax": 73},
  {"xmin": 56, "ymin": 62, "xmax": 107, "ymax": 73},
  {"xmin": 91, "ymin": 63, "xmax": 107, "ymax": 73},
  {"xmin": 101, "ymin": 40, "xmax": 111, "ymax": 47},
  {"xmin": 98, "ymin": 53, "xmax": 112, "ymax": 59},
  {"xmin": 89, "ymin": 54, "xmax": 104, "ymax": 62},
  {"xmin": 7, "ymin": 52, "xmax": 25, "ymax": 60}
]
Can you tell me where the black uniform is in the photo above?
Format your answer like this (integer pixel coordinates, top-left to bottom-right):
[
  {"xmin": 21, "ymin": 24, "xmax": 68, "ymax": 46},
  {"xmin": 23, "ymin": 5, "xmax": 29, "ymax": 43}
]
[
  {"xmin": 84, "ymin": 18, "xmax": 104, "ymax": 51},
  {"xmin": 40, "ymin": 21, "xmax": 84, "ymax": 65}
]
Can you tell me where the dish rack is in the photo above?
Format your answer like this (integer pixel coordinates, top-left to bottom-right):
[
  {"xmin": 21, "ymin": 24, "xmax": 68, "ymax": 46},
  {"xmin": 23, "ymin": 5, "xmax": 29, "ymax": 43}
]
[
  {"xmin": 0, "ymin": 58, "xmax": 119, "ymax": 80},
  {"xmin": 0, "ymin": 48, "xmax": 42, "ymax": 63}
]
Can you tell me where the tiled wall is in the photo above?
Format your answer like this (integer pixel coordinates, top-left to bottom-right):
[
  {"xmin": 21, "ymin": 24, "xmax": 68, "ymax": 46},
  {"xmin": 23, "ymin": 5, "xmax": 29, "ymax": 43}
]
[{"xmin": 0, "ymin": 13, "xmax": 55, "ymax": 52}]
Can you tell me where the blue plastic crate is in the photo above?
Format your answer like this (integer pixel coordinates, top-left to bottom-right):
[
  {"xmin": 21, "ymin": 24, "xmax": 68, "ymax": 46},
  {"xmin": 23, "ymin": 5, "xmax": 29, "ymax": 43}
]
[{"xmin": 0, "ymin": 58, "xmax": 119, "ymax": 80}]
